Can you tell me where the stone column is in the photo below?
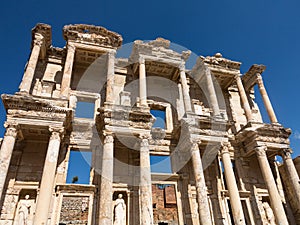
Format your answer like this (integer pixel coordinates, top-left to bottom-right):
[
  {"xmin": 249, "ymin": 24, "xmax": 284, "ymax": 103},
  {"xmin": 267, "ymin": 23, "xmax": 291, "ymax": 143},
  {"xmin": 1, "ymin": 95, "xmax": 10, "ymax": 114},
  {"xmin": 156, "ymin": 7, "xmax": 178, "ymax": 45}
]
[
  {"xmin": 106, "ymin": 51, "xmax": 116, "ymax": 103},
  {"xmin": 205, "ymin": 67, "xmax": 220, "ymax": 116},
  {"xmin": 99, "ymin": 134, "xmax": 114, "ymax": 225},
  {"xmin": 0, "ymin": 122, "xmax": 18, "ymax": 198},
  {"xmin": 256, "ymin": 74, "xmax": 278, "ymax": 123},
  {"xmin": 139, "ymin": 134, "xmax": 154, "ymax": 225},
  {"xmin": 139, "ymin": 57, "xmax": 147, "ymax": 106},
  {"xmin": 179, "ymin": 63, "xmax": 192, "ymax": 112},
  {"xmin": 60, "ymin": 44, "xmax": 76, "ymax": 98},
  {"xmin": 190, "ymin": 142, "xmax": 212, "ymax": 225},
  {"xmin": 255, "ymin": 146, "xmax": 289, "ymax": 225},
  {"xmin": 220, "ymin": 144, "xmax": 246, "ymax": 225},
  {"xmin": 34, "ymin": 126, "xmax": 64, "ymax": 225},
  {"xmin": 19, "ymin": 33, "xmax": 44, "ymax": 93},
  {"xmin": 282, "ymin": 148, "xmax": 300, "ymax": 208},
  {"xmin": 235, "ymin": 75, "xmax": 253, "ymax": 122}
]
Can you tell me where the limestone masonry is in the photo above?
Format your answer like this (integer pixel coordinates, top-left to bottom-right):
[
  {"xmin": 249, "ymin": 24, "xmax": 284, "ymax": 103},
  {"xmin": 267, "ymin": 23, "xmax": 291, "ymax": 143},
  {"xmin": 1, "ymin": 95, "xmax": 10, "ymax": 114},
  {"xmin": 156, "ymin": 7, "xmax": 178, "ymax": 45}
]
[{"xmin": 0, "ymin": 23, "xmax": 299, "ymax": 225}]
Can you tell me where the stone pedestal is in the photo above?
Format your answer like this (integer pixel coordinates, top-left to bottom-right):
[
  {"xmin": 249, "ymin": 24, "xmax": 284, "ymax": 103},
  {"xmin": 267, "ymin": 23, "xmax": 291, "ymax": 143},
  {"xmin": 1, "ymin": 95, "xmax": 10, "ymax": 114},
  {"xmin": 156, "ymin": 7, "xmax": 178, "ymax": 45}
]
[
  {"xmin": 106, "ymin": 52, "xmax": 116, "ymax": 103},
  {"xmin": 139, "ymin": 57, "xmax": 147, "ymax": 106},
  {"xmin": 99, "ymin": 134, "xmax": 114, "ymax": 225},
  {"xmin": 179, "ymin": 64, "xmax": 192, "ymax": 112},
  {"xmin": 33, "ymin": 126, "xmax": 64, "ymax": 225},
  {"xmin": 221, "ymin": 144, "xmax": 245, "ymax": 225},
  {"xmin": 256, "ymin": 74, "xmax": 278, "ymax": 123},
  {"xmin": 205, "ymin": 67, "xmax": 220, "ymax": 116},
  {"xmin": 61, "ymin": 44, "xmax": 75, "ymax": 98},
  {"xmin": 255, "ymin": 146, "xmax": 289, "ymax": 225},
  {"xmin": 190, "ymin": 142, "xmax": 212, "ymax": 225},
  {"xmin": 282, "ymin": 149, "xmax": 300, "ymax": 210},
  {"xmin": 139, "ymin": 135, "xmax": 154, "ymax": 225},
  {"xmin": 0, "ymin": 123, "xmax": 18, "ymax": 199},
  {"xmin": 235, "ymin": 75, "xmax": 252, "ymax": 122},
  {"xmin": 19, "ymin": 34, "xmax": 44, "ymax": 93}
]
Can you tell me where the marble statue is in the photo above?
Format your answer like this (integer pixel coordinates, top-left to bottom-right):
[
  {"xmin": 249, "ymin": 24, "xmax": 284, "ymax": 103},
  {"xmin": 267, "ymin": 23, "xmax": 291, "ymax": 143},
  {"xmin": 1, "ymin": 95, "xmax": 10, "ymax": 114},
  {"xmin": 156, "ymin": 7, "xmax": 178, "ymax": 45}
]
[
  {"xmin": 114, "ymin": 194, "xmax": 126, "ymax": 225},
  {"xmin": 18, "ymin": 195, "xmax": 31, "ymax": 225}
]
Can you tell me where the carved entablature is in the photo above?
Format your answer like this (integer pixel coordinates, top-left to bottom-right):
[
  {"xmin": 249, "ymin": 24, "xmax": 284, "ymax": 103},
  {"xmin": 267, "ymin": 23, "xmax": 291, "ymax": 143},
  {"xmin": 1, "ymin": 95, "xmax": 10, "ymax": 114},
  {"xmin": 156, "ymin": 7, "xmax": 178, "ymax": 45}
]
[
  {"xmin": 241, "ymin": 64, "xmax": 266, "ymax": 91},
  {"xmin": 202, "ymin": 53, "xmax": 241, "ymax": 71},
  {"xmin": 236, "ymin": 122, "xmax": 291, "ymax": 156},
  {"xmin": 32, "ymin": 23, "xmax": 52, "ymax": 48},
  {"xmin": 47, "ymin": 47, "xmax": 66, "ymax": 60},
  {"xmin": 63, "ymin": 24, "xmax": 123, "ymax": 49},
  {"xmin": 129, "ymin": 38, "xmax": 191, "ymax": 66}
]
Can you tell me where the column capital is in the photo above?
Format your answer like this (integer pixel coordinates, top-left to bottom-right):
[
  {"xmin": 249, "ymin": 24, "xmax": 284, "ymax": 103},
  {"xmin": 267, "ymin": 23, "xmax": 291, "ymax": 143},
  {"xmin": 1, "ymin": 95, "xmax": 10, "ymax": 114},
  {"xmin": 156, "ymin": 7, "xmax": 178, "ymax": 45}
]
[
  {"xmin": 67, "ymin": 44, "xmax": 76, "ymax": 53},
  {"xmin": 103, "ymin": 133, "xmax": 114, "ymax": 144},
  {"xmin": 4, "ymin": 122, "xmax": 19, "ymax": 138},
  {"xmin": 179, "ymin": 62, "xmax": 185, "ymax": 72},
  {"xmin": 255, "ymin": 146, "xmax": 267, "ymax": 157},
  {"xmin": 256, "ymin": 73, "xmax": 263, "ymax": 84},
  {"xmin": 33, "ymin": 33, "xmax": 44, "ymax": 47},
  {"xmin": 282, "ymin": 148, "xmax": 293, "ymax": 160},
  {"xmin": 220, "ymin": 142, "xmax": 231, "ymax": 154},
  {"xmin": 107, "ymin": 51, "xmax": 116, "ymax": 58},
  {"xmin": 234, "ymin": 74, "xmax": 242, "ymax": 80},
  {"xmin": 49, "ymin": 126, "xmax": 64, "ymax": 141},
  {"xmin": 139, "ymin": 56, "xmax": 145, "ymax": 64}
]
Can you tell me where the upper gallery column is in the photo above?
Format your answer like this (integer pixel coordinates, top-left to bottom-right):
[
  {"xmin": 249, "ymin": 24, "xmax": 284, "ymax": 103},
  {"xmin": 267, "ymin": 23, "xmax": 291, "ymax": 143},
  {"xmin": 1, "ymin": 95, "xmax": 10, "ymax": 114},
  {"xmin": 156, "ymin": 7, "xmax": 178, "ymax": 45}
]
[
  {"xmin": 19, "ymin": 33, "xmax": 44, "ymax": 93},
  {"xmin": 106, "ymin": 51, "xmax": 116, "ymax": 103},
  {"xmin": 139, "ymin": 134, "xmax": 154, "ymax": 225},
  {"xmin": 179, "ymin": 63, "xmax": 192, "ymax": 112},
  {"xmin": 0, "ymin": 122, "xmax": 18, "ymax": 199},
  {"xmin": 60, "ymin": 44, "xmax": 76, "ymax": 98},
  {"xmin": 235, "ymin": 75, "xmax": 253, "ymax": 122},
  {"xmin": 34, "ymin": 126, "xmax": 64, "ymax": 225},
  {"xmin": 190, "ymin": 141, "xmax": 212, "ymax": 225},
  {"xmin": 205, "ymin": 67, "xmax": 220, "ymax": 116},
  {"xmin": 139, "ymin": 57, "xmax": 147, "ymax": 107},
  {"xmin": 98, "ymin": 133, "xmax": 114, "ymax": 225},
  {"xmin": 255, "ymin": 146, "xmax": 289, "ymax": 225},
  {"xmin": 282, "ymin": 149, "xmax": 300, "ymax": 209},
  {"xmin": 256, "ymin": 73, "xmax": 278, "ymax": 123},
  {"xmin": 220, "ymin": 143, "xmax": 245, "ymax": 225}
]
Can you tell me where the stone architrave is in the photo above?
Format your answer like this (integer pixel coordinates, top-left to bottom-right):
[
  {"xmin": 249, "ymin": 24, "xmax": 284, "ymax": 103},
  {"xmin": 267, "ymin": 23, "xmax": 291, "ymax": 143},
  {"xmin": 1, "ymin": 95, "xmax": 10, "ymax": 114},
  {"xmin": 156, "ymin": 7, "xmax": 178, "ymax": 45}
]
[
  {"xmin": 33, "ymin": 126, "xmax": 64, "ymax": 225},
  {"xmin": 61, "ymin": 44, "xmax": 76, "ymax": 98},
  {"xmin": 0, "ymin": 122, "xmax": 18, "ymax": 198},
  {"xmin": 255, "ymin": 146, "xmax": 289, "ymax": 225},
  {"xmin": 190, "ymin": 142, "xmax": 212, "ymax": 225},
  {"xmin": 221, "ymin": 143, "xmax": 246, "ymax": 225},
  {"xmin": 99, "ymin": 134, "xmax": 114, "ymax": 225},
  {"xmin": 139, "ymin": 134, "xmax": 154, "ymax": 225},
  {"xmin": 19, "ymin": 33, "xmax": 44, "ymax": 93},
  {"xmin": 179, "ymin": 63, "xmax": 192, "ymax": 112}
]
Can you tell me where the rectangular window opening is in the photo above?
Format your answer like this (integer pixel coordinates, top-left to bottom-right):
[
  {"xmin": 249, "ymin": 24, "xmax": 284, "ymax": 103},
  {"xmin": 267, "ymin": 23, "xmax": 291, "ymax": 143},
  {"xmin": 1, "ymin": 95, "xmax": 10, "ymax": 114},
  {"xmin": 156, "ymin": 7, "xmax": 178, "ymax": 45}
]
[
  {"xmin": 150, "ymin": 109, "xmax": 166, "ymax": 129},
  {"xmin": 150, "ymin": 155, "xmax": 172, "ymax": 173},
  {"xmin": 75, "ymin": 101, "xmax": 95, "ymax": 119},
  {"xmin": 66, "ymin": 150, "xmax": 92, "ymax": 185}
]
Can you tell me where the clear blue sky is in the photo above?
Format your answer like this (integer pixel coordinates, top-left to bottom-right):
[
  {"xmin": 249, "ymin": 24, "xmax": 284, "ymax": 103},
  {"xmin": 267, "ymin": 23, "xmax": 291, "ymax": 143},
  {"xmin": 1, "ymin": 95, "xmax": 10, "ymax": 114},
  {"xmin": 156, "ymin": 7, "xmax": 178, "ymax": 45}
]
[{"xmin": 1, "ymin": 0, "xmax": 300, "ymax": 158}]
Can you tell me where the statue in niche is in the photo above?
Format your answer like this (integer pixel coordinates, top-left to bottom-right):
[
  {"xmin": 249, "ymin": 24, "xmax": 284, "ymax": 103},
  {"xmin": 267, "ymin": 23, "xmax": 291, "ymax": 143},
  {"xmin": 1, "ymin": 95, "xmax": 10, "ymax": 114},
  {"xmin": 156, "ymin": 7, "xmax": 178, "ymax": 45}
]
[
  {"xmin": 262, "ymin": 202, "xmax": 276, "ymax": 225},
  {"xmin": 114, "ymin": 194, "xmax": 126, "ymax": 225},
  {"xmin": 17, "ymin": 195, "xmax": 31, "ymax": 225}
]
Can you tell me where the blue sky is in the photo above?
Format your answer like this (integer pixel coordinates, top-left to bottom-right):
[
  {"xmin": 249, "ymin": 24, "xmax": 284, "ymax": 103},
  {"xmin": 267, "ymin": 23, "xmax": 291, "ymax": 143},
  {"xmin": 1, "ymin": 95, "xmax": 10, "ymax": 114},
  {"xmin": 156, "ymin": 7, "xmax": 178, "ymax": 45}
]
[{"xmin": 0, "ymin": 0, "xmax": 300, "ymax": 158}]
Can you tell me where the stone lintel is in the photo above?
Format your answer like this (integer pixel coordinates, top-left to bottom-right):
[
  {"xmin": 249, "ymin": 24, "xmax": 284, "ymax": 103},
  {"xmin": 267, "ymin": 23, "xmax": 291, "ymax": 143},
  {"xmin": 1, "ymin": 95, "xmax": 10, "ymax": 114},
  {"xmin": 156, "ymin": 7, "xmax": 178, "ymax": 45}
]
[{"xmin": 241, "ymin": 64, "xmax": 266, "ymax": 91}]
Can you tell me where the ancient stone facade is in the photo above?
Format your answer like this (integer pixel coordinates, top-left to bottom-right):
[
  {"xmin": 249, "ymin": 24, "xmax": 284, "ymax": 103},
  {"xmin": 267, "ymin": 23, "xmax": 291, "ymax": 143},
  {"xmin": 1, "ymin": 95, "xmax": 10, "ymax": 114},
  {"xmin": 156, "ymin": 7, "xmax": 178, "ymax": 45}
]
[{"xmin": 0, "ymin": 23, "xmax": 299, "ymax": 225}]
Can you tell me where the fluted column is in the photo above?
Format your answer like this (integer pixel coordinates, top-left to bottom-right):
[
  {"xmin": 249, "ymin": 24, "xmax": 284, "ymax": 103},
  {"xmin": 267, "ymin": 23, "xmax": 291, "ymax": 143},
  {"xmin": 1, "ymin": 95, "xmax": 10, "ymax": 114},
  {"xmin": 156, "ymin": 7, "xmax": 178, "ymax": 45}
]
[
  {"xmin": 205, "ymin": 67, "xmax": 220, "ymax": 116},
  {"xmin": 179, "ymin": 63, "xmax": 192, "ymax": 112},
  {"xmin": 282, "ymin": 148, "xmax": 300, "ymax": 209},
  {"xmin": 139, "ymin": 57, "xmax": 147, "ymax": 106},
  {"xmin": 34, "ymin": 126, "xmax": 64, "ymax": 225},
  {"xmin": 235, "ymin": 75, "xmax": 253, "ymax": 122},
  {"xmin": 99, "ymin": 134, "xmax": 114, "ymax": 225},
  {"xmin": 256, "ymin": 74, "xmax": 278, "ymax": 123},
  {"xmin": 255, "ymin": 146, "xmax": 289, "ymax": 225},
  {"xmin": 106, "ymin": 51, "xmax": 116, "ymax": 103},
  {"xmin": 221, "ymin": 143, "xmax": 245, "ymax": 225},
  {"xmin": 190, "ymin": 142, "xmax": 212, "ymax": 225},
  {"xmin": 61, "ymin": 44, "xmax": 76, "ymax": 98},
  {"xmin": 139, "ymin": 134, "xmax": 153, "ymax": 225},
  {"xmin": 0, "ymin": 122, "xmax": 18, "ymax": 198},
  {"xmin": 19, "ymin": 33, "xmax": 44, "ymax": 93}
]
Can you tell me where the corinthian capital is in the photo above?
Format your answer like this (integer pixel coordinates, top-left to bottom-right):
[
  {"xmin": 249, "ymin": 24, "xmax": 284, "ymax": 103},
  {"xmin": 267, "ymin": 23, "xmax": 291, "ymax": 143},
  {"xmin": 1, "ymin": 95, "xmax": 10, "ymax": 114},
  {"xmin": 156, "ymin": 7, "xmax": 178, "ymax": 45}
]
[
  {"xmin": 49, "ymin": 126, "xmax": 64, "ymax": 141},
  {"xmin": 220, "ymin": 142, "xmax": 230, "ymax": 154},
  {"xmin": 255, "ymin": 146, "xmax": 267, "ymax": 157},
  {"xmin": 67, "ymin": 44, "xmax": 76, "ymax": 53},
  {"xmin": 33, "ymin": 33, "xmax": 44, "ymax": 47},
  {"xmin": 139, "ymin": 133, "xmax": 151, "ymax": 148},
  {"xmin": 282, "ymin": 148, "xmax": 293, "ymax": 160},
  {"xmin": 103, "ymin": 134, "xmax": 114, "ymax": 144},
  {"xmin": 4, "ymin": 122, "xmax": 19, "ymax": 138}
]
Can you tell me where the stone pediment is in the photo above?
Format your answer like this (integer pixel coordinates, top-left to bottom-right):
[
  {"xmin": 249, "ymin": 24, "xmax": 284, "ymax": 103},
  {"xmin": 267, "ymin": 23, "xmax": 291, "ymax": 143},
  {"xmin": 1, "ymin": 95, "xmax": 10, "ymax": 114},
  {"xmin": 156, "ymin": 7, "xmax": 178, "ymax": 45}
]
[{"xmin": 63, "ymin": 24, "xmax": 123, "ymax": 49}]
